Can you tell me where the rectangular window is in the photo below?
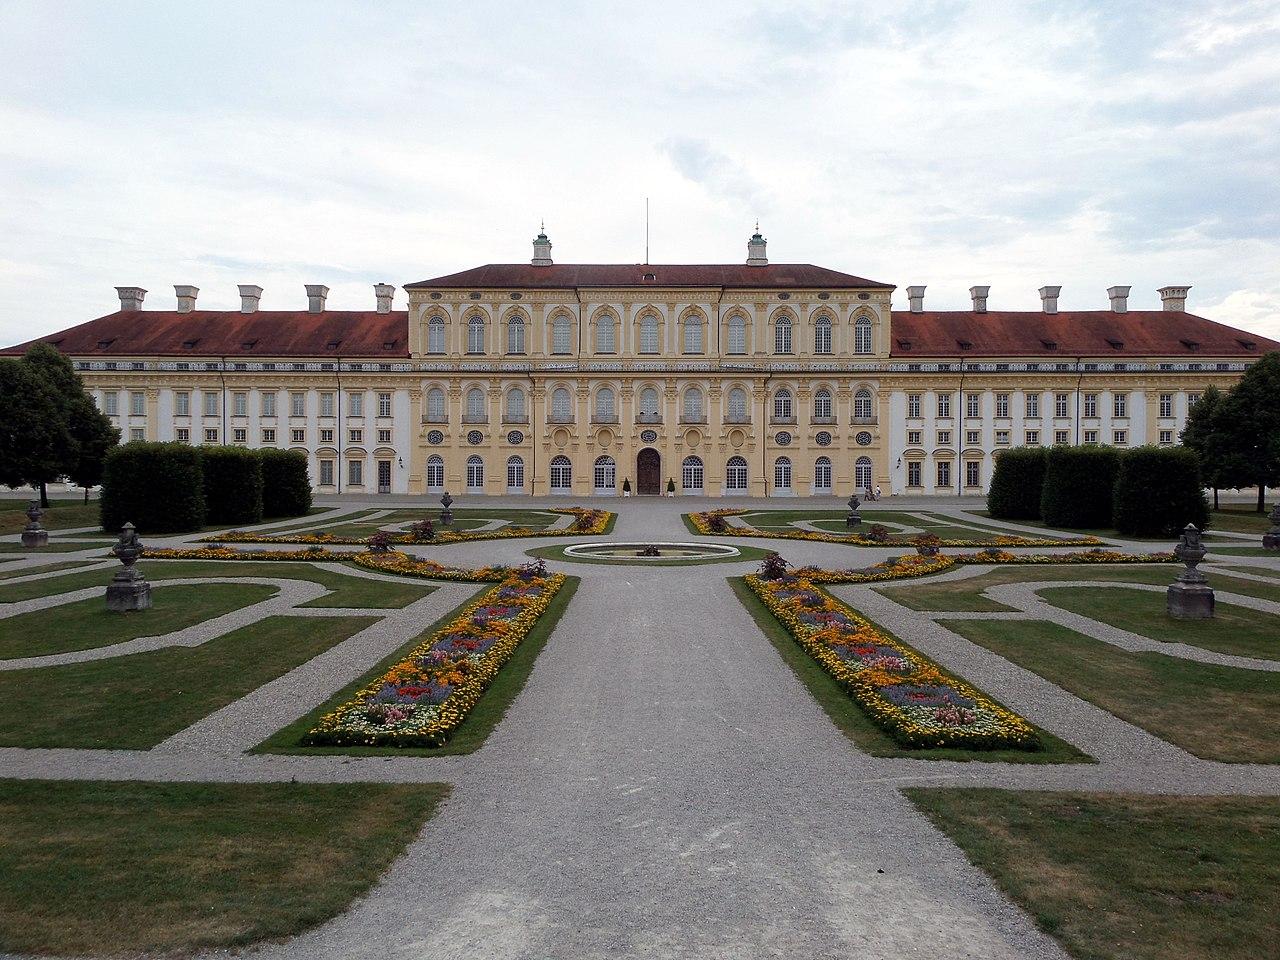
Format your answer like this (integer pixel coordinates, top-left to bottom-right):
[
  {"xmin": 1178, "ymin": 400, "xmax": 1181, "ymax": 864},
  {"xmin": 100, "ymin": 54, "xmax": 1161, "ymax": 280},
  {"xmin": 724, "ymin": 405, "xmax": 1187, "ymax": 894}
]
[
  {"xmin": 290, "ymin": 392, "xmax": 305, "ymax": 417},
  {"xmin": 204, "ymin": 428, "xmax": 218, "ymax": 443},
  {"xmin": 1054, "ymin": 393, "xmax": 1069, "ymax": 418},
  {"xmin": 1188, "ymin": 392, "xmax": 1201, "ymax": 409},
  {"xmin": 103, "ymin": 392, "xmax": 119, "ymax": 416},
  {"xmin": 291, "ymin": 428, "xmax": 305, "ymax": 443},
  {"xmin": 907, "ymin": 394, "xmax": 921, "ymax": 418},
  {"xmin": 995, "ymin": 430, "xmax": 1011, "ymax": 445},
  {"xmin": 1083, "ymin": 393, "xmax": 1098, "ymax": 418},
  {"xmin": 1084, "ymin": 429, "xmax": 1099, "ymax": 445},
  {"xmin": 320, "ymin": 392, "xmax": 335, "ymax": 417},
  {"xmin": 349, "ymin": 428, "xmax": 363, "ymax": 444},
  {"xmin": 965, "ymin": 429, "xmax": 981, "ymax": 445},
  {"xmin": 233, "ymin": 428, "xmax": 247, "ymax": 443},
  {"xmin": 348, "ymin": 460, "xmax": 363, "ymax": 485},
  {"xmin": 937, "ymin": 430, "xmax": 951, "ymax": 446},
  {"xmin": 936, "ymin": 461, "xmax": 951, "ymax": 487},
  {"xmin": 1113, "ymin": 429, "xmax": 1128, "ymax": 445},
  {"xmin": 1159, "ymin": 393, "xmax": 1173, "ymax": 418},
  {"xmin": 262, "ymin": 428, "xmax": 276, "ymax": 443},
  {"xmin": 319, "ymin": 428, "xmax": 334, "ymax": 444},
  {"xmin": 377, "ymin": 428, "xmax": 392, "ymax": 443},
  {"xmin": 907, "ymin": 429, "xmax": 922, "ymax": 446},
  {"xmin": 995, "ymin": 393, "xmax": 1010, "ymax": 418},
  {"xmin": 203, "ymin": 392, "xmax": 218, "ymax": 417},
  {"xmin": 1025, "ymin": 430, "xmax": 1040, "ymax": 445},
  {"xmin": 965, "ymin": 461, "xmax": 981, "ymax": 488},
  {"xmin": 261, "ymin": 392, "xmax": 276, "ymax": 417},
  {"xmin": 176, "ymin": 427, "xmax": 190, "ymax": 442},
  {"xmin": 348, "ymin": 393, "xmax": 363, "ymax": 417},
  {"xmin": 907, "ymin": 461, "xmax": 922, "ymax": 487},
  {"xmin": 319, "ymin": 460, "xmax": 334, "ymax": 486},
  {"xmin": 1114, "ymin": 393, "xmax": 1128, "ymax": 418},
  {"xmin": 1054, "ymin": 429, "xmax": 1070, "ymax": 445},
  {"xmin": 233, "ymin": 392, "xmax": 247, "ymax": 417},
  {"xmin": 129, "ymin": 427, "xmax": 145, "ymax": 441},
  {"xmin": 378, "ymin": 392, "xmax": 392, "ymax": 417},
  {"xmin": 936, "ymin": 393, "xmax": 951, "ymax": 418},
  {"xmin": 1159, "ymin": 429, "xmax": 1173, "ymax": 445},
  {"xmin": 129, "ymin": 392, "xmax": 145, "ymax": 416},
  {"xmin": 174, "ymin": 392, "xmax": 190, "ymax": 416},
  {"xmin": 966, "ymin": 393, "xmax": 981, "ymax": 418},
  {"xmin": 1025, "ymin": 393, "xmax": 1040, "ymax": 418}
]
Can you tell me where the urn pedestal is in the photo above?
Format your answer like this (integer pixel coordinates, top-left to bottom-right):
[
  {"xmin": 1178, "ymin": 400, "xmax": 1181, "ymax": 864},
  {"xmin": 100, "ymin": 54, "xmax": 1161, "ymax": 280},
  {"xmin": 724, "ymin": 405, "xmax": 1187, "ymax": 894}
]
[
  {"xmin": 20, "ymin": 501, "xmax": 47, "ymax": 548},
  {"xmin": 1167, "ymin": 523, "xmax": 1214, "ymax": 620},
  {"xmin": 106, "ymin": 522, "xmax": 152, "ymax": 611}
]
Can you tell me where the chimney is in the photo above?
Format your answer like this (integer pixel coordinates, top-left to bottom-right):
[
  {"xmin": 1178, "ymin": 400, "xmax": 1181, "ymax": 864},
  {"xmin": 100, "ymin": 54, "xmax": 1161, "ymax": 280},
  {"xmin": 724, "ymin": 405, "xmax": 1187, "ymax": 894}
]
[
  {"xmin": 115, "ymin": 286, "xmax": 147, "ymax": 311},
  {"xmin": 531, "ymin": 223, "xmax": 553, "ymax": 266},
  {"xmin": 969, "ymin": 285, "xmax": 990, "ymax": 313},
  {"xmin": 305, "ymin": 284, "xmax": 329, "ymax": 313},
  {"xmin": 1038, "ymin": 285, "xmax": 1061, "ymax": 314},
  {"xmin": 746, "ymin": 225, "xmax": 768, "ymax": 266},
  {"xmin": 1107, "ymin": 285, "xmax": 1131, "ymax": 313},
  {"xmin": 374, "ymin": 283, "xmax": 395, "ymax": 314},
  {"xmin": 174, "ymin": 285, "xmax": 199, "ymax": 313},
  {"xmin": 238, "ymin": 284, "xmax": 263, "ymax": 313},
  {"xmin": 906, "ymin": 285, "xmax": 926, "ymax": 313},
  {"xmin": 1158, "ymin": 285, "xmax": 1190, "ymax": 311}
]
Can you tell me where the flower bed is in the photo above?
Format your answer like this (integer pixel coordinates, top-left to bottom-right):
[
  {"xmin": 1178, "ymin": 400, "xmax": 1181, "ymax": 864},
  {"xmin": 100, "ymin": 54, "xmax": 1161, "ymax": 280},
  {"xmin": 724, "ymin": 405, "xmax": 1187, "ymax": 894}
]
[
  {"xmin": 142, "ymin": 546, "xmax": 358, "ymax": 562},
  {"xmin": 746, "ymin": 571, "xmax": 1039, "ymax": 750},
  {"xmin": 201, "ymin": 507, "xmax": 612, "ymax": 546},
  {"xmin": 303, "ymin": 566, "xmax": 565, "ymax": 747},
  {"xmin": 351, "ymin": 550, "xmax": 523, "ymax": 583},
  {"xmin": 688, "ymin": 508, "xmax": 1102, "ymax": 548}
]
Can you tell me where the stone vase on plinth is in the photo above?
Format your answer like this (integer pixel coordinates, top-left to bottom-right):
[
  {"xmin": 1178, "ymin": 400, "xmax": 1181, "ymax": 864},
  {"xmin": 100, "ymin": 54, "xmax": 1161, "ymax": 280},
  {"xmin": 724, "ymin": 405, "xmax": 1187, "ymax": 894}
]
[
  {"xmin": 845, "ymin": 494, "xmax": 862, "ymax": 527},
  {"xmin": 1263, "ymin": 503, "xmax": 1280, "ymax": 551},
  {"xmin": 20, "ymin": 500, "xmax": 48, "ymax": 548},
  {"xmin": 106, "ymin": 522, "xmax": 152, "ymax": 612},
  {"xmin": 1167, "ymin": 524, "xmax": 1214, "ymax": 619},
  {"xmin": 439, "ymin": 492, "xmax": 454, "ymax": 527}
]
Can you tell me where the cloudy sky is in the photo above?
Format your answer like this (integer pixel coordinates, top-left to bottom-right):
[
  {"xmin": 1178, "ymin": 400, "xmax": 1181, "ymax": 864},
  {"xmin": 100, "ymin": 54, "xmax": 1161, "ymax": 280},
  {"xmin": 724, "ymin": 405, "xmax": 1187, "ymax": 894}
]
[{"xmin": 1, "ymin": 0, "xmax": 1278, "ymax": 345}]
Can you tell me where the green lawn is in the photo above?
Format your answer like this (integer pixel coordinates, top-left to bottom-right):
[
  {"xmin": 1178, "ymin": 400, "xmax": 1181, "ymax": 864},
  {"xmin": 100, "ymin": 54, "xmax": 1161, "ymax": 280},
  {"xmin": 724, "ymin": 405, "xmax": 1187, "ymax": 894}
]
[
  {"xmin": 961, "ymin": 510, "xmax": 1171, "ymax": 542},
  {"xmin": 0, "ymin": 615, "xmax": 376, "ymax": 748},
  {"xmin": 729, "ymin": 578, "xmax": 1090, "ymax": 764},
  {"xmin": 0, "ymin": 583, "xmax": 276, "ymax": 659},
  {"xmin": 257, "ymin": 577, "xmax": 580, "ymax": 756},
  {"xmin": 940, "ymin": 618, "xmax": 1280, "ymax": 762},
  {"xmin": 907, "ymin": 789, "xmax": 1280, "ymax": 960},
  {"xmin": 300, "ymin": 508, "xmax": 570, "ymax": 540},
  {"xmin": 0, "ymin": 560, "xmax": 436, "ymax": 607},
  {"xmin": 526, "ymin": 543, "xmax": 776, "ymax": 566},
  {"xmin": 1208, "ymin": 547, "xmax": 1278, "ymax": 557},
  {"xmin": 0, "ymin": 541, "xmax": 105, "ymax": 553},
  {"xmin": 1221, "ymin": 565, "xmax": 1280, "ymax": 580},
  {"xmin": 0, "ymin": 779, "xmax": 448, "ymax": 956},
  {"xmin": 0, "ymin": 560, "xmax": 97, "ymax": 581},
  {"xmin": 1206, "ymin": 506, "xmax": 1276, "ymax": 535},
  {"xmin": 0, "ymin": 499, "xmax": 101, "ymax": 534},
  {"xmin": 1040, "ymin": 586, "xmax": 1280, "ymax": 660}
]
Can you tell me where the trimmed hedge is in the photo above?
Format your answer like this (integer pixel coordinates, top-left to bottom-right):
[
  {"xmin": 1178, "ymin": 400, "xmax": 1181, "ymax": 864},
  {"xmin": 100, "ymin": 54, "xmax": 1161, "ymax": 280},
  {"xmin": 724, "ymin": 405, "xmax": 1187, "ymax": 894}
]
[
  {"xmin": 260, "ymin": 448, "xmax": 312, "ymax": 518},
  {"xmin": 1113, "ymin": 446, "xmax": 1209, "ymax": 536},
  {"xmin": 202, "ymin": 445, "xmax": 264, "ymax": 526},
  {"xmin": 986, "ymin": 447, "xmax": 1047, "ymax": 520},
  {"xmin": 100, "ymin": 442, "xmax": 206, "ymax": 534},
  {"xmin": 1040, "ymin": 445, "xmax": 1121, "ymax": 529}
]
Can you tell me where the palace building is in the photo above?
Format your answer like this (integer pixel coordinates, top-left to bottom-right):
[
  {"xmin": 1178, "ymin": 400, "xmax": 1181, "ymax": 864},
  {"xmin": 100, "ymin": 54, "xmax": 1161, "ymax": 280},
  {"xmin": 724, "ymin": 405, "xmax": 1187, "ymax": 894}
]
[{"xmin": 6, "ymin": 229, "xmax": 1277, "ymax": 498}]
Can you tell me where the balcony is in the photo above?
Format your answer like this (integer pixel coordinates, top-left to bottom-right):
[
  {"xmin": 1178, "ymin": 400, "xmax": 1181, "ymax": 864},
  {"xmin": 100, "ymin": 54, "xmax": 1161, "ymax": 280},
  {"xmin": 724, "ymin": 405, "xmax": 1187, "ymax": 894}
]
[
  {"xmin": 462, "ymin": 414, "xmax": 488, "ymax": 424},
  {"xmin": 547, "ymin": 414, "xmax": 576, "ymax": 424},
  {"xmin": 851, "ymin": 415, "xmax": 878, "ymax": 425},
  {"xmin": 591, "ymin": 414, "xmax": 619, "ymax": 424},
  {"xmin": 421, "ymin": 414, "xmax": 448, "ymax": 424},
  {"xmin": 810, "ymin": 416, "xmax": 836, "ymax": 425},
  {"xmin": 679, "ymin": 415, "xmax": 707, "ymax": 425},
  {"xmin": 502, "ymin": 414, "xmax": 529, "ymax": 424},
  {"xmin": 635, "ymin": 413, "xmax": 663, "ymax": 424},
  {"xmin": 724, "ymin": 415, "xmax": 752, "ymax": 424},
  {"xmin": 770, "ymin": 415, "xmax": 797, "ymax": 425}
]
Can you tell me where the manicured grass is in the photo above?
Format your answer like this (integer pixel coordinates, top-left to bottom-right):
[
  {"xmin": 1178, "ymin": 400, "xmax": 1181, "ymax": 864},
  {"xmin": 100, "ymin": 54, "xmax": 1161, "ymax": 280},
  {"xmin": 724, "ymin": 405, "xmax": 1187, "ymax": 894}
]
[
  {"xmin": 526, "ymin": 543, "xmax": 775, "ymax": 566},
  {"xmin": 304, "ymin": 507, "xmax": 569, "ymax": 539},
  {"xmin": 1208, "ymin": 547, "xmax": 1278, "ymax": 557},
  {"xmin": 728, "ymin": 578, "xmax": 1090, "ymax": 763},
  {"xmin": 0, "ymin": 560, "xmax": 97, "ymax": 581},
  {"xmin": 0, "ymin": 560, "xmax": 436, "ymax": 607},
  {"xmin": 1221, "ymin": 564, "xmax": 1280, "ymax": 580},
  {"xmin": 1040, "ymin": 586, "xmax": 1280, "ymax": 660},
  {"xmin": 0, "ymin": 541, "xmax": 105, "ymax": 553},
  {"xmin": 1207, "ymin": 506, "xmax": 1276, "ymax": 535},
  {"xmin": 0, "ymin": 500, "xmax": 101, "ymax": 534},
  {"xmin": 0, "ymin": 583, "xmax": 276, "ymax": 659},
  {"xmin": 0, "ymin": 615, "xmax": 376, "ymax": 748},
  {"xmin": 256, "ymin": 576, "xmax": 581, "ymax": 757},
  {"xmin": 940, "ymin": 618, "xmax": 1280, "ymax": 763},
  {"xmin": 961, "ymin": 510, "xmax": 1171, "ymax": 542},
  {"xmin": 0, "ymin": 778, "xmax": 448, "ymax": 956},
  {"xmin": 906, "ymin": 789, "xmax": 1280, "ymax": 960}
]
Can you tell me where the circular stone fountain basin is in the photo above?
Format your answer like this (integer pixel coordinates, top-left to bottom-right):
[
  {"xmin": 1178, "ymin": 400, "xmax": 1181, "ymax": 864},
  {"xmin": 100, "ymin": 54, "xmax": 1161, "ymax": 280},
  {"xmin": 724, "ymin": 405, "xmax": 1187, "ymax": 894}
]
[{"xmin": 562, "ymin": 541, "xmax": 741, "ymax": 560}]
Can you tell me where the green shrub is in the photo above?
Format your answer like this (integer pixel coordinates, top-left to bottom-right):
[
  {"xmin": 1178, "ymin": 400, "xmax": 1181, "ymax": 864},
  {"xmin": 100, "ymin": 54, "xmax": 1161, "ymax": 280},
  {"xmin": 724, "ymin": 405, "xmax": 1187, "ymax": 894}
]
[
  {"xmin": 1040, "ymin": 445, "xmax": 1121, "ymax": 528},
  {"xmin": 259, "ymin": 448, "xmax": 312, "ymax": 518},
  {"xmin": 201, "ymin": 446, "xmax": 264, "ymax": 526},
  {"xmin": 100, "ymin": 442, "xmax": 205, "ymax": 534},
  {"xmin": 1113, "ymin": 446, "xmax": 1209, "ymax": 537},
  {"xmin": 986, "ymin": 447, "xmax": 1047, "ymax": 520}
]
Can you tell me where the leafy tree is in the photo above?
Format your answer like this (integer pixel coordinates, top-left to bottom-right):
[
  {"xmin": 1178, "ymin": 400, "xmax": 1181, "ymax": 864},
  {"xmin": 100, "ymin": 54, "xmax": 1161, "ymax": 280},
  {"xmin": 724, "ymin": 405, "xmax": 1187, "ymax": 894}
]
[
  {"xmin": 1219, "ymin": 351, "xmax": 1280, "ymax": 512},
  {"xmin": 68, "ymin": 400, "xmax": 121, "ymax": 503},
  {"xmin": 1179, "ymin": 386, "xmax": 1231, "ymax": 508},
  {"xmin": 0, "ymin": 358, "xmax": 73, "ymax": 500}
]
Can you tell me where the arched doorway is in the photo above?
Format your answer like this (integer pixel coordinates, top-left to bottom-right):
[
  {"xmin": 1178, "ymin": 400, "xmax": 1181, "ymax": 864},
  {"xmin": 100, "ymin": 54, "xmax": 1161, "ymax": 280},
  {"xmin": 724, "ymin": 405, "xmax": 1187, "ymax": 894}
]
[{"xmin": 637, "ymin": 448, "xmax": 661, "ymax": 495}]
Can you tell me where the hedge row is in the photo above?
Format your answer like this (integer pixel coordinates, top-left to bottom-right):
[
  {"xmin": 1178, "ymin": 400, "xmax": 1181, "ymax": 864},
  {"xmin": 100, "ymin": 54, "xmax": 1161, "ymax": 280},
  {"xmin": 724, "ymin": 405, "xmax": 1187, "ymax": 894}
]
[
  {"xmin": 987, "ymin": 444, "xmax": 1208, "ymax": 537},
  {"xmin": 100, "ymin": 444, "xmax": 311, "ymax": 534}
]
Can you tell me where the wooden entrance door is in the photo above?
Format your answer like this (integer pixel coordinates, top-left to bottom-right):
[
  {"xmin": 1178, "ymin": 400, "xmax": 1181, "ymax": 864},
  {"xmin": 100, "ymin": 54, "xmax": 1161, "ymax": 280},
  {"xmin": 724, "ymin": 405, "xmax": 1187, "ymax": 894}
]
[{"xmin": 637, "ymin": 448, "xmax": 661, "ymax": 495}]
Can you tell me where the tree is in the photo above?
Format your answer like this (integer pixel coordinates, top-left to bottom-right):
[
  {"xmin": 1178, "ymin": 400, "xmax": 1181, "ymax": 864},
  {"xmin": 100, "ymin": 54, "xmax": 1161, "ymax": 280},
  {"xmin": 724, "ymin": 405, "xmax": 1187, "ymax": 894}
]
[
  {"xmin": 68, "ymin": 401, "xmax": 121, "ymax": 503},
  {"xmin": 1179, "ymin": 386, "xmax": 1231, "ymax": 509},
  {"xmin": 0, "ymin": 359, "xmax": 73, "ymax": 499},
  {"xmin": 1218, "ymin": 352, "xmax": 1280, "ymax": 512},
  {"xmin": 1112, "ymin": 446, "xmax": 1208, "ymax": 536}
]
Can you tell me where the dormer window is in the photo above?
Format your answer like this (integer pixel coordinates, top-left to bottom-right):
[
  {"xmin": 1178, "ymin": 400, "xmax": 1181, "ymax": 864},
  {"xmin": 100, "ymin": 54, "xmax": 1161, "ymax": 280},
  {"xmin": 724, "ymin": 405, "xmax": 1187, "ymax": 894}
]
[
  {"xmin": 239, "ymin": 339, "xmax": 258, "ymax": 350},
  {"xmin": 1181, "ymin": 339, "xmax": 1201, "ymax": 351},
  {"xmin": 382, "ymin": 340, "xmax": 397, "ymax": 350},
  {"xmin": 325, "ymin": 339, "xmax": 342, "ymax": 350},
  {"xmin": 1040, "ymin": 338, "xmax": 1058, "ymax": 350},
  {"xmin": 97, "ymin": 338, "xmax": 116, "ymax": 349},
  {"xmin": 182, "ymin": 339, "xmax": 199, "ymax": 349},
  {"xmin": 896, "ymin": 339, "xmax": 913, "ymax": 350},
  {"xmin": 642, "ymin": 272, "xmax": 656, "ymax": 281},
  {"xmin": 956, "ymin": 340, "xmax": 972, "ymax": 351},
  {"xmin": 1106, "ymin": 338, "xmax": 1124, "ymax": 350},
  {"xmin": 1238, "ymin": 338, "xmax": 1257, "ymax": 351}
]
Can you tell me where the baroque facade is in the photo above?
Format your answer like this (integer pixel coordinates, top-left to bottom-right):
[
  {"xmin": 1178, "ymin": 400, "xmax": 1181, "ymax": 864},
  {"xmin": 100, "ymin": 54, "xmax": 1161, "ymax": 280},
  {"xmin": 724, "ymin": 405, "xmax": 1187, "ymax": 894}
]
[{"xmin": 6, "ymin": 229, "xmax": 1277, "ymax": 497}]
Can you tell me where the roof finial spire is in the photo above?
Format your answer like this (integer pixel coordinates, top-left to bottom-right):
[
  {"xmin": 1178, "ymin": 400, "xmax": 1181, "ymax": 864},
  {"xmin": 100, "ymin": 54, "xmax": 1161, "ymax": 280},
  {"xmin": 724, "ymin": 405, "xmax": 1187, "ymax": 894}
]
[
  {"xmin": 531, "ymin": 221, "xmax": 553, "ymax": 266},
  {"xmin": 747, "ymin": 223, "xmax": 768, "ymax": 266}
]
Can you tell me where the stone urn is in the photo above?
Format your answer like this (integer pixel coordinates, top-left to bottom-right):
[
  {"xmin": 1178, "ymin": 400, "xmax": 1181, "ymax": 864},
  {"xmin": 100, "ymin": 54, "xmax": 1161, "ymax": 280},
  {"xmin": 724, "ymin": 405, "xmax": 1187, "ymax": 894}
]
[
  {"xmin": 106, "ymin": 522, "xmax": 152, "ymax": 611},
  {"xmin": 439, "ymin": 491, "xmax": 454, "ymax": 527},
  {"xmin": 1263, "ymin": 503, "xmax": 1280, "ymax": 551},
  {"xmin": 846, "ymin": 494, "xmax": 862, "ymax": 528},
  {"xmin": 21, "ymin": 500, "xmax": 48, "ymax": 548},
  {"xmin": 1168, "ymin": 523, "xmax": 1213, "ymax": 619}
]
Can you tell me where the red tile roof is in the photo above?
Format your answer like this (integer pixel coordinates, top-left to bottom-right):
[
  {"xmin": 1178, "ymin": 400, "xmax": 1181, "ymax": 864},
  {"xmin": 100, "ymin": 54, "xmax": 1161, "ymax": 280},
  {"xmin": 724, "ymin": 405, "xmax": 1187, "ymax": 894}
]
[
  {"xmin": 888, "ymin": 310, "xmax": 1278, "ymax": 358},
  {"xmin": 406, "ymin": 263, "xmax": 893, "ymax": 289},
  {"xmin": 2, "ymin": 310, "xmax": 409, "ymax": 358}
]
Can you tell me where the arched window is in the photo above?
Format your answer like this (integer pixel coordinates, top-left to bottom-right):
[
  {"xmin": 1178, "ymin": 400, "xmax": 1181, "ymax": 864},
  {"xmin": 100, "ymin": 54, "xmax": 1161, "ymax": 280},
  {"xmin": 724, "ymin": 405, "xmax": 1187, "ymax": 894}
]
[
  {"xmin": 466, "ymin": 315, "xmax": 485, "ymax": 354},
  {"xmin": 551, "ymin": 314, "xmax": 572, "ymax": 354},
  {"xmin": 727, "ymin": 314, "xmax": 747, "ymax": 354},
  {"xmin": 814, "ymin": 316, "xmax": 832, "ymax": 354},
  {"xmin": 639, "ymin": 314, "xmax": 660, "ymax": 354},
  {"xmin": 465, "ymin": 387, "xmax": 486, "ymax": 422},
  {"xmin": 727, "ymin": 387, "xmax": 749, "ymax": 422},
  {"xmin": 594, "ymin": 387, "xmax": 616, "ymax": 422},
  {"xmin": 550, "ymin": 387, "xmax": 573, "ymax": 422},
  {"xmin": 726, "ymin": 455, "xmax": 748, "ymax": 492},
  {"xmin": 595, "ymin": 314, "xmax": 616, "ymax": 353},
  {"xmin": 683, "ymin": 387, "xmax": 704, "ymax": 422},
  {"xmin": 593, "ymin": 455, "xmax": 616, "ymax": 493},
  {"xmin": 466, "ymin": 455, "xmax": 484, "ymax": 492},
  {"xmin": 814, "ymin": 456, "xmax": 832, "ymax": 492},
  {"xmin": 505, "ymin": 388, "xmax": 526, "ymax": 422},
  {"xmin": 855, "ymin": 456, "xmax": 873, "ymax": 493},
  {"xmin": 639, "ymin": 386, "xmax": 660, "ymax": 420},
  {"xmin": 427, "ymin": 316, "xmax": 445, "ymax": 354},
  {"xmin": 774, "ymin": 315, "xmax": 792, "ymax": 354},
  {"xmin": 774, "ymin": 456, "xmax": 792, "ymax": 490},
  {"xmin": 773, "ymin": 389, "xmax": 793, "ymax": 421},
  {"xmin": 550, "ymin": 454, "xmax": 572, "ymax": 491},
  {"xmin": 853, "ymin": 388, "xmax": 873, "ymax": 421},
  {"xmin": 506, "ymin": 316, "xmax": 526, "ymax": 354},
  {"xmin": 814, "ymin": 388, "xmax": 833, "ymax": 420},
  {"xmin": 506, "ymin": 455, "xmax": 524, "ymax": 491},
  {"xmin": 426, "ymin": 454, "xmax": 444, "ymax": 492},
  {"xmin": 426, "ymin": 387, "xmax": 446, "ymax": 423},
  {"xmin": 683, "ymin": 314, "xmax": 703, "ymax": 354},
  {"xmin": 682, "ymin": 455, "xmax": 704, "ymax": 491},
  {"xmin": 854, "ymin": 316, "xmax": 873, "ymax": 355}
]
